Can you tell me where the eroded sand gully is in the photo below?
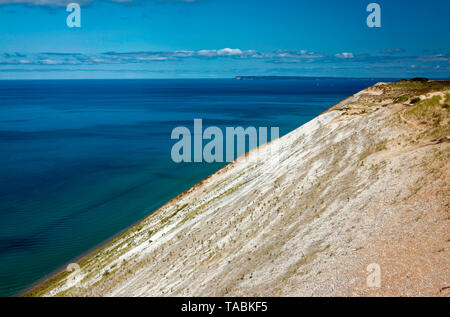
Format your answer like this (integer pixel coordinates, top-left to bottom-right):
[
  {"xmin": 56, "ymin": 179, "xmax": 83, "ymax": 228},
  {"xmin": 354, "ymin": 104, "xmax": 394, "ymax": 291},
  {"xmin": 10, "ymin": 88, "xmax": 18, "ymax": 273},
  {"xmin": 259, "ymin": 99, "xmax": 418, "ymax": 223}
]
[{"xmin": 29, "ymin": 82, "xmax": 450, "ymax": 297}]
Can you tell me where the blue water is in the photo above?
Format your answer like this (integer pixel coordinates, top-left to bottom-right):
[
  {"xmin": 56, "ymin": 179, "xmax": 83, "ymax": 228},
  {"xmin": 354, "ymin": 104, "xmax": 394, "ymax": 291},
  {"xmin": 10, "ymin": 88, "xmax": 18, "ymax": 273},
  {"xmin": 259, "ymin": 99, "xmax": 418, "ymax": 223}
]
[{"xmin": 0, "ymin": 78, "xmax": 384, "ymax": 296}]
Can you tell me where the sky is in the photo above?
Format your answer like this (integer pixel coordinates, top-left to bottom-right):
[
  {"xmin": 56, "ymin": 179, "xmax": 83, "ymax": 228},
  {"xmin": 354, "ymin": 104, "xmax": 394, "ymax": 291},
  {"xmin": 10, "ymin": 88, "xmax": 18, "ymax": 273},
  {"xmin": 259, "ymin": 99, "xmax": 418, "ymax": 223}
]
[{"xmin": 0, "ymin": 0, "xmax": 449, "ymax": 79}]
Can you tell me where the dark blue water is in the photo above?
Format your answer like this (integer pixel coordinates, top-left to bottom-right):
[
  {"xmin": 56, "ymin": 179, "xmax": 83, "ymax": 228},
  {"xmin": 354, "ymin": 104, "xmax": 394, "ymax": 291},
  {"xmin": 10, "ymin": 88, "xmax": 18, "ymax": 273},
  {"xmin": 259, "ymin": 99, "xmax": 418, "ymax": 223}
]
[{"xmin": 0, "ymin": 78, "xmax": 384, "ymax": 296}]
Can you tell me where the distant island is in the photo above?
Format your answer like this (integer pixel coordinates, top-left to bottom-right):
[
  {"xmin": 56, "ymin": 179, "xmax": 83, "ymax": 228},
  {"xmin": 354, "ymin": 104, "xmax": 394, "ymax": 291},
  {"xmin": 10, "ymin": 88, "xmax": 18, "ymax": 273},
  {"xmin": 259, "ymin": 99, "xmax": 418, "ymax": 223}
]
[
  {"xmin": 234, "ymin": 76, "xmax": 375, "ymax": 80},
  {"xmin": 234, "ymin": 76, "xmax": 450, "ymax": 81}
]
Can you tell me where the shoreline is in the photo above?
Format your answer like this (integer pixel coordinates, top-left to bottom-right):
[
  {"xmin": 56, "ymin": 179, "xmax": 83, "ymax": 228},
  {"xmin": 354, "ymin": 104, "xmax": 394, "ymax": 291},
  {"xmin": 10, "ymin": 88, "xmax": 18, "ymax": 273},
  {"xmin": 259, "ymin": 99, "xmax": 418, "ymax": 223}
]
[{"xmin": 23, "ymin": 151, "xmax": 243, "ymax": 296}]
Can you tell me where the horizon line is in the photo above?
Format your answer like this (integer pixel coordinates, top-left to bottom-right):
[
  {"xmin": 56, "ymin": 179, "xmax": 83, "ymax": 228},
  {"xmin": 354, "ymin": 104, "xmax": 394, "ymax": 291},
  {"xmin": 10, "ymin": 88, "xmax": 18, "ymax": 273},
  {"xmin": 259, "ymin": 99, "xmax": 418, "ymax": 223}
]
[{"xmin": 2, "ymin": 76, "xmax": 446, "ymax": 81}]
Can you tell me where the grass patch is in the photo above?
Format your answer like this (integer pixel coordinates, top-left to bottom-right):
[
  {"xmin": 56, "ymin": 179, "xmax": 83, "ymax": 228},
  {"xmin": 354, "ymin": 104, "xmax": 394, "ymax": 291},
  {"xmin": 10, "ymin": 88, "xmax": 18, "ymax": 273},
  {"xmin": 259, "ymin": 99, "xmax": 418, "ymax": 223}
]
[
  {"xmin": 160, "ymin": 203, "xmax": 188, "ymax": 224},
  {"xmin": 386, "ymin": 80, "xmax": 450, "ymax": 101},
  {"xmin": 406, "ymin": 95, "xmax": 448, "ymax": 126}
]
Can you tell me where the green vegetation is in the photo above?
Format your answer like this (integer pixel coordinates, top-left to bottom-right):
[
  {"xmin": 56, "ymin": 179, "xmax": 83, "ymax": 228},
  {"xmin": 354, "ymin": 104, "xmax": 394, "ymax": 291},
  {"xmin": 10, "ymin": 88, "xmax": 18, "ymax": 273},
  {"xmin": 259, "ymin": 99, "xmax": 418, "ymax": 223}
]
[
  {"xmin": 388, "ymin": 80, "xmax": 450, "ymax": 98},
  {"xmin": 395, "ymin": 95, "xmax": 410, "ymax": 103},
  {"xmin": 405, "ymin": 94, "xmax": 450, "ymax": 139},
  {"xmin": 406, "ymin": 96, "xmax": 445, "ymax": 123},
  {"xmin": 161, "ymin": 203, "xmax": 188, "ymax": 224}
]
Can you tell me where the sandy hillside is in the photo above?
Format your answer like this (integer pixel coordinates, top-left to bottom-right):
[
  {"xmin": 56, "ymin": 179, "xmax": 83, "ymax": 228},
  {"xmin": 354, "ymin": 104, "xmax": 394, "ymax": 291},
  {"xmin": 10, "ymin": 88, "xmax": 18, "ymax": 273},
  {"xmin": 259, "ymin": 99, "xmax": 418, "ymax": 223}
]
[{"xmin": 28, "ymin": 80, "xmax": 450, "ymax": 297}]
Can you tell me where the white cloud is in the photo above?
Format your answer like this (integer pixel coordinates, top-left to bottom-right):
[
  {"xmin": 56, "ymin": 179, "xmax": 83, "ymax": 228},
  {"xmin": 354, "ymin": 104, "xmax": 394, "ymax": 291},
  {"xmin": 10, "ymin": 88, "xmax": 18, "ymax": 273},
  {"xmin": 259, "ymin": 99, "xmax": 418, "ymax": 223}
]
[
  {"xmin": 197, "ymin": 48, "xmax": 248, "ymax": 57},
  {"xmin": 39, "ymin": 58, "xmax": 59, "ymax": 65},
  {"xmin": 275, "ymin": 50, "xmax": 324, "ymax": 59},
  {"xmin": 217, "ymin": 48, "xmax": 243, "ymax": 56},
  {"xmin": 0, "ymin": 0, "xmax": 88, "ymax": 6},
  {"xmin": 0, "ymin": 0, "xmax": 132, "ymax": 6},
  {"xmin": 334, "ymin": 52, "xmax": 354, "ymax": 59},
  {"xmin": 2, "ymin": 49, "xmax": 446, "ymax": 72},
  {"xmin": 0, "ymin": 0, "xmax": 196, "ymax": 6}
]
